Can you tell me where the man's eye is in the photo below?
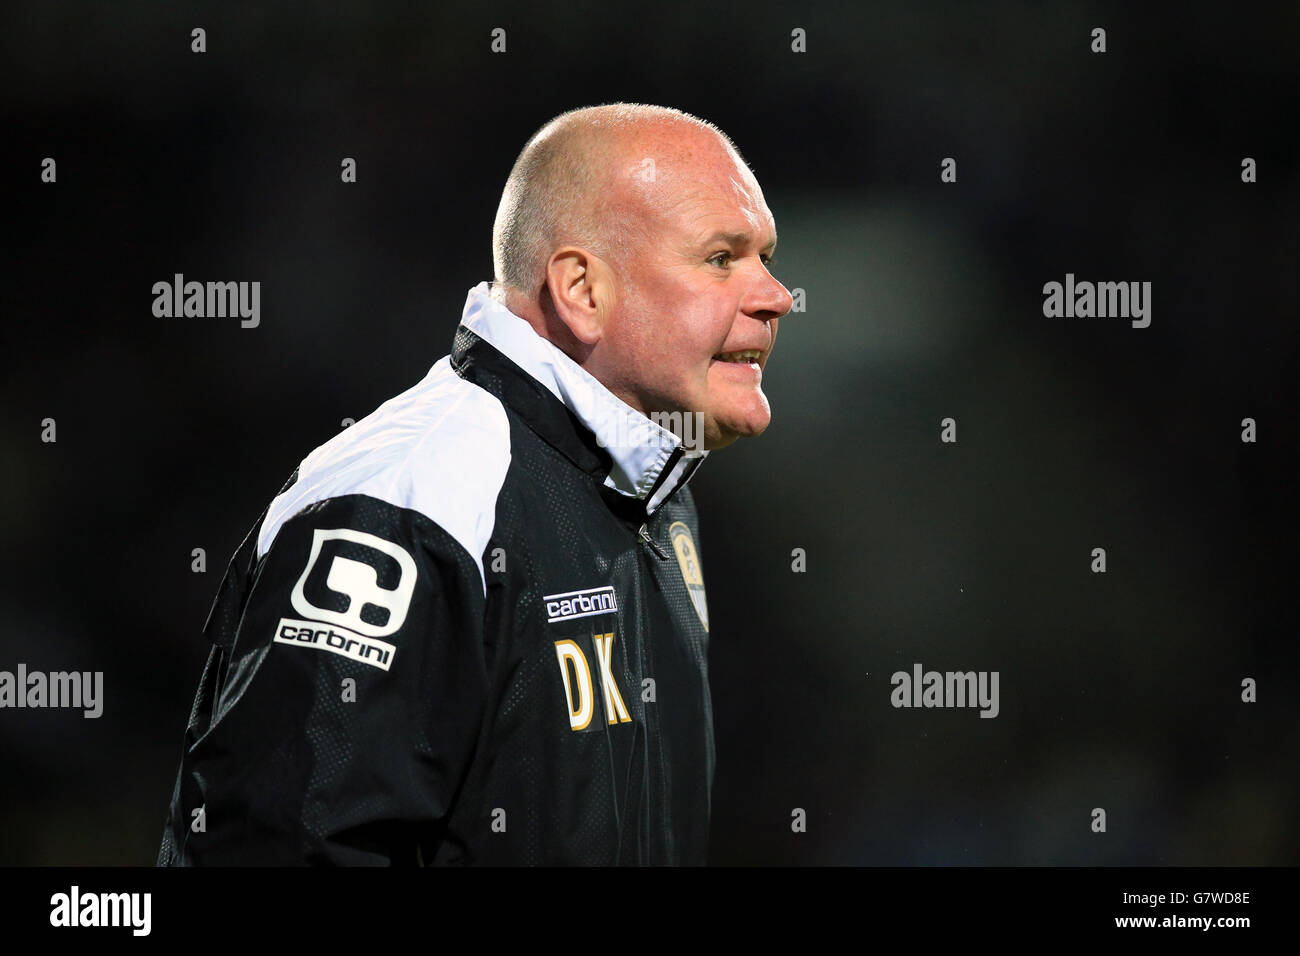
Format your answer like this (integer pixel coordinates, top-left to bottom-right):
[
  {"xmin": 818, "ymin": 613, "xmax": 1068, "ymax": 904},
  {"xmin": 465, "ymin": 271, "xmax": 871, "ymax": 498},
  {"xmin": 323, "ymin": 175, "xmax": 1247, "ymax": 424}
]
[{"xmin": 709, "ymin": 251, "xmax": 777, "ymax": 269}]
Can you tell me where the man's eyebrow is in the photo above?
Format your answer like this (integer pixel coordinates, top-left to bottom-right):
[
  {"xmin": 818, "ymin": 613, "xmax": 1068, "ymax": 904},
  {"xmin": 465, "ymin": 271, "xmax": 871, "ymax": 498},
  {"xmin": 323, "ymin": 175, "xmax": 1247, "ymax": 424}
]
[{"xmin": 698, "ymin": 230, "xmax": 778, "ymax": 253}]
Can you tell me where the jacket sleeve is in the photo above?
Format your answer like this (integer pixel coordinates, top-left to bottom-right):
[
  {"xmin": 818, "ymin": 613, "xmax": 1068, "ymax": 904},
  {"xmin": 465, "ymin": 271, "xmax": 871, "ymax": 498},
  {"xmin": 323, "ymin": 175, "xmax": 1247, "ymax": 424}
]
[{"xmin": 157, "ymin": 492, "xmax": 488, "ymax": 865}]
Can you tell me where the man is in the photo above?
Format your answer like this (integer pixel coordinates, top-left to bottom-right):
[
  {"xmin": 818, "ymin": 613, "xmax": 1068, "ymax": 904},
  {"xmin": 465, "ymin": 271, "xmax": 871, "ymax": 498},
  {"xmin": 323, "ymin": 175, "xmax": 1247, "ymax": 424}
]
[{"xmin": 156, "ymin": 102, "xmax": 793, "ymax": 865}]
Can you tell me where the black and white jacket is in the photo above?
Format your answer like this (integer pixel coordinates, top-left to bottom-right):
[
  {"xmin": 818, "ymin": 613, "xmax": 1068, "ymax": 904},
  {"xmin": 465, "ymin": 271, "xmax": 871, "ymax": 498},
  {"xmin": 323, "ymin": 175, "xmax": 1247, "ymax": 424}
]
[{"xmin": 157, "ymin": 281, "xmax": 715, "ymax": 865}]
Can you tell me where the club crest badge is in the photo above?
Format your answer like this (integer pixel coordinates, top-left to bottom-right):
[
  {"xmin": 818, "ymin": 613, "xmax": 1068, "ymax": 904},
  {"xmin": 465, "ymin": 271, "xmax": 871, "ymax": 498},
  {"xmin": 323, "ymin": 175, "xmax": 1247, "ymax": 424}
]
[{"xmin": 668, "ymin": 521, "xmax": 708, "ymax": 632}]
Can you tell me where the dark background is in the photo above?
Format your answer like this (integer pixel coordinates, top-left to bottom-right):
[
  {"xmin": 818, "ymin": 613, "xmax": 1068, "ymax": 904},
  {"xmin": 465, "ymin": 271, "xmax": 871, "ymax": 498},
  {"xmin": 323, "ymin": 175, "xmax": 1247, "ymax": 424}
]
[{"xmin": 3, "ymin": 1, "xmax": 1296, "ymax": 865}]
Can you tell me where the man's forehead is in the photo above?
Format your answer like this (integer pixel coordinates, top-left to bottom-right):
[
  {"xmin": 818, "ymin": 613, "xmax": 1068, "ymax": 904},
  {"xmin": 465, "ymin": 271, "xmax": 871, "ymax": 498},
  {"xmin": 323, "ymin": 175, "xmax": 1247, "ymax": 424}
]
[
  {"xmin": 644, "ymin": 166, "xmax": 772, "ymax": 229},
  {"xmin": 601, "ymin": 125, "xmax": 775, "ymax": 240},
  {"xmin": 694, "ymin": 224, "xmax": 779, "ymax": 251},
  {"xmin": 654, "ymin": 189, "xmax": 777, "ymax": 252},
  {"xmin": 682, "ymin": 180, "xmax": 777, "ymax": 243}
]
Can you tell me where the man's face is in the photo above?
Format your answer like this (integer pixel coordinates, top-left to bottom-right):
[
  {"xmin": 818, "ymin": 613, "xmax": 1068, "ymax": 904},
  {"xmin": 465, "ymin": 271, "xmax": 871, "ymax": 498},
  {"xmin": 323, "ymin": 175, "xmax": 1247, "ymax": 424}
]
[{"xmin": 595, "ymin": 134, "xmax": 794, "ymax": 451}]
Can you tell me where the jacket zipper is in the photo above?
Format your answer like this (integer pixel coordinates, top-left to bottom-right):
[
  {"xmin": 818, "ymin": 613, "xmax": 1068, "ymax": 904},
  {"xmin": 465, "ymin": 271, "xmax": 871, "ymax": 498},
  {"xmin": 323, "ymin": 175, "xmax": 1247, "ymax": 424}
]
[
  {"xmin": 637, "ymin": 522, "xmax": 669, "ymax": 560},
  {"xmin": 634, "ymin": 519, "xmax": 664, "ymax": 863}
]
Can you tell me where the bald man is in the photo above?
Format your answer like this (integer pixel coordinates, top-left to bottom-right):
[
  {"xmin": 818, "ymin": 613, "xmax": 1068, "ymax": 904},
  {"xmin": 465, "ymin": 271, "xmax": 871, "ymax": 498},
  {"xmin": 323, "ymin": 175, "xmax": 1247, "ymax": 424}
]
[{"xmin": 157, "ymin": 103, "xmax": 793, "ymax": 866}]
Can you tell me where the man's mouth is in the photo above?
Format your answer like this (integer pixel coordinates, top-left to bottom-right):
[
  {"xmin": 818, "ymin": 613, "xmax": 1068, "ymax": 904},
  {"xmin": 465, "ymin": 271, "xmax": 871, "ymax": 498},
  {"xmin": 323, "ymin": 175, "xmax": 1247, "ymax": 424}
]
[{"xmin": 712, "ymin": 349, "xmax": 762, "ymax": 364}]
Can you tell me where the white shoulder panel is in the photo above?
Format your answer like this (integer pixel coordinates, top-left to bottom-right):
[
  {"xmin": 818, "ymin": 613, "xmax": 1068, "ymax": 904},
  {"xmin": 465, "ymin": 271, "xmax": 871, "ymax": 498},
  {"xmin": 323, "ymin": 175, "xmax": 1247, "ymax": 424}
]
[{"xmin": 255, "ymin": 355, "xmax": 512, "ymax": 595}]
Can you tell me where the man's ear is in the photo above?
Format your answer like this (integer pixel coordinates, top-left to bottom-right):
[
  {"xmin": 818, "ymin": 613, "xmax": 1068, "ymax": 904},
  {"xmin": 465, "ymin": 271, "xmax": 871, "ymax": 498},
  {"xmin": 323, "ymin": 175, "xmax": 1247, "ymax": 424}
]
[{"xmin": 543, "ymin": 248, "xmax": 616, "ymax": 347}]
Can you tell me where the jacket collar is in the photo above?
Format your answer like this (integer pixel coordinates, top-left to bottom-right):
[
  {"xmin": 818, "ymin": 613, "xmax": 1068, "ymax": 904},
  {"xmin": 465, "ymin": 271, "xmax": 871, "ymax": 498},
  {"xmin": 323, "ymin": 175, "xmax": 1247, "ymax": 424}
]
[{"xmin": 451, "ymin": 281, "xmax": 707, "ymax": 517}]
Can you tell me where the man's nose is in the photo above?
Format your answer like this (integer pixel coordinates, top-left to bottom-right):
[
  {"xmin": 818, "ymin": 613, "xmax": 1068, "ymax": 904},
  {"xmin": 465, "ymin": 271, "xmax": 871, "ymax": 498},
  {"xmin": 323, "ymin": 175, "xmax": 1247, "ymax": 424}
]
[{"xmin": 747, "ymin": 270, "xmax": 794, "ymax": 320}]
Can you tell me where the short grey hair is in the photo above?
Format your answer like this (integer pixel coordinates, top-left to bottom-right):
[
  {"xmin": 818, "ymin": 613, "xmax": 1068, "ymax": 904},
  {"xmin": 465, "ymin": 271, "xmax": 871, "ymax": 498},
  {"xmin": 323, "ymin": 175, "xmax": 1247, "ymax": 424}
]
[{"xmin": 491, "ymin": 103, "xmax": 738, "ymax": 296}]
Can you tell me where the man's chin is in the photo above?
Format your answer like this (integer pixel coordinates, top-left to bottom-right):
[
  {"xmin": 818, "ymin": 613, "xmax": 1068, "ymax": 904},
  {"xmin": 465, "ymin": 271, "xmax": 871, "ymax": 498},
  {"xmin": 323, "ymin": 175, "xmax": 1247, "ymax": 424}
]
[{"xmin": 701, "ymin": 408, "xmax": 772, "ymax": 450}]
